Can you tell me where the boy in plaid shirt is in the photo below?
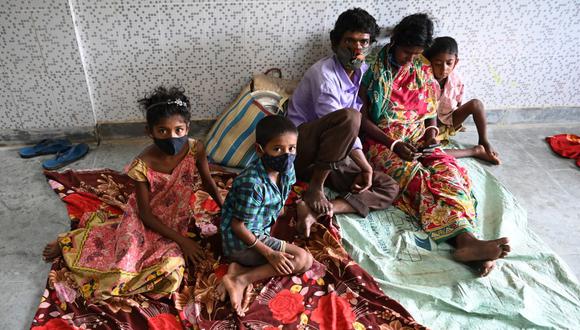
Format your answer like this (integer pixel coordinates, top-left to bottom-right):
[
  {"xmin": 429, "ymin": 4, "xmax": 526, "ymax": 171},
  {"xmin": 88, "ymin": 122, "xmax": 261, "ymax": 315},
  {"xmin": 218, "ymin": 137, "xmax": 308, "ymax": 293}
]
[{"xmin": 220, "ymin": 116, "xmax": 314, "ymax": 316}]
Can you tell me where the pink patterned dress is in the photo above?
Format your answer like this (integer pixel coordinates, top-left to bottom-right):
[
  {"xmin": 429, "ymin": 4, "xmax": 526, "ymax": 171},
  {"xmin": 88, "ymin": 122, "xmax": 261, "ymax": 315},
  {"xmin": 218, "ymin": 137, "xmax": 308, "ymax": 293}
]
[{"xmin": 56, "ymin": 139, "xmax": 220, "ymax": 302}]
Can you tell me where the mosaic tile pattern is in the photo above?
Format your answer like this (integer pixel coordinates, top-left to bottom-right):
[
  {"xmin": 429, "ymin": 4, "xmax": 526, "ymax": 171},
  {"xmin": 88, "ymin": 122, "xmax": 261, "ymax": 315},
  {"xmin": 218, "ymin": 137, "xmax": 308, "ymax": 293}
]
[
  {"xmin": 0, "ymin": 0, "xmax": 93, "ymax": 130},
  {"xmin": 1, "ymin": 0, "xmax": 579, "ymax": 130}
]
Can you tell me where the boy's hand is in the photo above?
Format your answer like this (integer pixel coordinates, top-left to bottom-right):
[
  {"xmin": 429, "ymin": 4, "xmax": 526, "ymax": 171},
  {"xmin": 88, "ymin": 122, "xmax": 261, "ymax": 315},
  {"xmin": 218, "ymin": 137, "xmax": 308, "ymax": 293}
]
[
  {"xmin": 393, "ymin": 142, "xmax": 422, "ymax": 161},
  {"xmin": 266, "ymin": 251, "xmax": 295, "ymax": 275},
  {"xmin": 178, "ymin": 238, "xmax": 205, "ymax": 265},
  {"xmin": 351, "ymin": 170, "xmax": 372, "ymax": 193}
]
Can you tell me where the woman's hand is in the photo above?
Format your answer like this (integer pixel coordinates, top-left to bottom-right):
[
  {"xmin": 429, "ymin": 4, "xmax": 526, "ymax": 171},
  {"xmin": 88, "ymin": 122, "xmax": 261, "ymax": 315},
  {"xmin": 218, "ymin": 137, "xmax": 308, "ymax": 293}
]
[
  {"xmin": 266, "ymin": 250, "xmax": 295, "ymax": 275},
  {"xmin": 423, "ymin": 136, "xmax": 439, "ymax": 148},
  {"xmin": 178, "ymin": 238, "xmax": 205, "ymax": 265},
  {"xmin": 393, "ymin": 141, "xmax": 422, "ymax": 161}
]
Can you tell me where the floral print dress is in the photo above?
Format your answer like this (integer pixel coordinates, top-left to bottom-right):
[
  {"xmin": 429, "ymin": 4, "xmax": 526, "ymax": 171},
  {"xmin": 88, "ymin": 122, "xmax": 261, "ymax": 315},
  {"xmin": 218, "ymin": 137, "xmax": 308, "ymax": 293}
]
[{"xmin": 363, "ymin": 46, "xmax": 478, "ymax": 242}]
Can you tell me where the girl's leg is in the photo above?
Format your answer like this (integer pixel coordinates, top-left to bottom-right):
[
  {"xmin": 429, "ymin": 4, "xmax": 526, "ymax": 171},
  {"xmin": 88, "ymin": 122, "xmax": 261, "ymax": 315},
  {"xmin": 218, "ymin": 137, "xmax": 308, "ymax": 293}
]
[
  {"xmin": 450, "ymin": 99, "xmax": 501, "ymax": 164},
  {"xmin": 223, "ymin": 244, "xmax": 313, "ymax": 316},
  {"xmin": 43, "ymin": 240, "xmax": 61, "ymax": 262}
]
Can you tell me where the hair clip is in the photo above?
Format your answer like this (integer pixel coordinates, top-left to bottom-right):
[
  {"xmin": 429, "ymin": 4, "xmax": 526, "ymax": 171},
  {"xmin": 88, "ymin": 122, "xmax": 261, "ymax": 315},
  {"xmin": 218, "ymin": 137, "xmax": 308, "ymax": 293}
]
[{"xmin": 168, "ymin": 99, "xmax": 187, "ymax": 107}]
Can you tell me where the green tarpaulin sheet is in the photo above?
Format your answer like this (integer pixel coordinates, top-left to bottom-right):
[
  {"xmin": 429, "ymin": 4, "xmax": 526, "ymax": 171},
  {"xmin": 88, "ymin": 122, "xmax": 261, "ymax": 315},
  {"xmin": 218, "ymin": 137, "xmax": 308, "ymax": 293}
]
[{"xmin": 334, "ymin": 157, "xmax": 580, "ymax": 329}]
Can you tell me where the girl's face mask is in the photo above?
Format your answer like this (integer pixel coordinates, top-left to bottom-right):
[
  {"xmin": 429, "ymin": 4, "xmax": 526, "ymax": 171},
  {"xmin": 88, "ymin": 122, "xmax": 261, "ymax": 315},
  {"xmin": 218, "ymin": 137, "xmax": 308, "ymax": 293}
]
[{"xmin": 154, "ymin": 135, "xmax": 188, "ymax": 155}]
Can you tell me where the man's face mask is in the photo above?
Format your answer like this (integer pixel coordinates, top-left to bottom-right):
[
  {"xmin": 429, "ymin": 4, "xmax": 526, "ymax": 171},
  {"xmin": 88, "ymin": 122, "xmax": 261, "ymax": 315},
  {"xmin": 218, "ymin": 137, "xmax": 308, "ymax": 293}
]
[{"xmin": 335, "ymin": 46, "xmax": 370, "ymax": 71}]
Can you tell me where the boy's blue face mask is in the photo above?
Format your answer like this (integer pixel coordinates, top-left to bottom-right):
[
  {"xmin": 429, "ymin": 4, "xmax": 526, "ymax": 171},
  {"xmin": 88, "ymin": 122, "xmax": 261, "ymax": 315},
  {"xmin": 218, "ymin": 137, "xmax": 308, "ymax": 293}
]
[
  {"xmin": 259, "ymin": 145, "xmax": 296, "ymax": 173},
  {"xmin": 154, "ymin": 136, "xmax": 188, "ymax": 155}
]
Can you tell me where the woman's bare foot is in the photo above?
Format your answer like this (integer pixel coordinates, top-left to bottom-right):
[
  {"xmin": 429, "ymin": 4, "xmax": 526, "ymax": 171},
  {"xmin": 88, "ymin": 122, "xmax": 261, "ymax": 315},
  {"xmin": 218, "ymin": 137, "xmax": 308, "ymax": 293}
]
[
  {"xmin": 42, "ymin": 240, "xmax": 61, "ymax": 262},
  {"xmin": 222, "ymin": 263, "xmax": 250, "ymax": 316},
  {"xmin": 453, "ymin": 236, "xmax": 510, "ymax": 263},
  {"xmin": 297, "ymin": 200, "xmax": 318, "ymax": 238},
  {"xmin": 303, "ymin": 187, "xmax": 333, "ymax": 215},
  {"xmin": 475, "ymin": 144, "xmax": 501, "ymax": 165},
  {"xmin": 477, "ymin": 260, "xmax": 496, "ymax": 277}
]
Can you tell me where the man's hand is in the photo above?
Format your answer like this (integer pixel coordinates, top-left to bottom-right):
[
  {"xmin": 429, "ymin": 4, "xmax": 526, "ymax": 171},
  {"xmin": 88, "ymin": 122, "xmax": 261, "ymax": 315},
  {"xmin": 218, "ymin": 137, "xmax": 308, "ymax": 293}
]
[{"xmin": 351, "ymin": 170, "xmax": 372, "ymax": 193}]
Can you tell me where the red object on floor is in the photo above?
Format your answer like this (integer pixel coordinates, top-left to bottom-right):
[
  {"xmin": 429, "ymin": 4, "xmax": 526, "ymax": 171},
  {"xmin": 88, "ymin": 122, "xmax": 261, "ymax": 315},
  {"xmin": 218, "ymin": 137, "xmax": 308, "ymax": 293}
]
[{"xmin": 545, "ymin": 134, "xmax": 580, "ymax": 167}]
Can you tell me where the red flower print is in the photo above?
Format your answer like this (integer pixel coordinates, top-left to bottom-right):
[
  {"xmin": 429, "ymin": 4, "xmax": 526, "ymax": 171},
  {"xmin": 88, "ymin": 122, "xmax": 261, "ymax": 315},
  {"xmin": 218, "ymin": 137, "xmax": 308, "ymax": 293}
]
[
  {"xmin": 268, "ymin": 289, "xmax": 305, "ymax": 324},
  {"xmin": 201, "ymin": 198, "xmax": 219, "ymax": 213},
  {"xmin": 32, "ymin": 318, "xmax": 77, "ymax": 330},
  {"xmin": 214, "ymin": 263, "xmax": 228, "ymax": 279},
  {"xmin": 311, "ymin": 292, "xmax": 356, "ymax": 330},
  {"xmin": 147, "ymin": 313, "xmax": 183, "ymax": 330}
]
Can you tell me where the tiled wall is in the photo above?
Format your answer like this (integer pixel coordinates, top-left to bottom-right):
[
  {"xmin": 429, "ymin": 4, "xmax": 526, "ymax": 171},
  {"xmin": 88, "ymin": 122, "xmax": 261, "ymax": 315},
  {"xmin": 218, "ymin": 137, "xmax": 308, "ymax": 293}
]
[
  {"xmin": 1, "ymin": 0, "xmax": 579, "ymax": 131},
  {"xmin": 0, "ymin": 0, "xmax": 93, "ymax": 132}
]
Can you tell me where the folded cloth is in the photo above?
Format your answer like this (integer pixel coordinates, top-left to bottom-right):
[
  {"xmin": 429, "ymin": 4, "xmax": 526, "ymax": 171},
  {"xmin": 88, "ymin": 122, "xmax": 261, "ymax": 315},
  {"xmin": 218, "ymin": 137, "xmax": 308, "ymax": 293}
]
[
  {"xmin": 18, "ymin": 138, "xmax": 71, "ymax": 158},
  {"xmin": 42, "ymin": 143, "xmax": 89, "ymax": 170},
  {"xmin": 546, "ymin": 134, "xmax": 580, "ymax": 167}
]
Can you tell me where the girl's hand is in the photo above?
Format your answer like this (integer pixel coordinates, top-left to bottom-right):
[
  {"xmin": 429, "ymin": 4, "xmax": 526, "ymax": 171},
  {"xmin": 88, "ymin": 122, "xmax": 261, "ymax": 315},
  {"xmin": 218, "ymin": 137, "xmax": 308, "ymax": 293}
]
[
  {"xmin": 393, "ymin": 141, "xmax": 421, "ymax": 161},
  {"xmin": 178, "ymin": 238, "xmax": 205, "ymax": 264},
  {"xmin": 266, "ymin": 251, "xmax": 295, "ymax": 275}
]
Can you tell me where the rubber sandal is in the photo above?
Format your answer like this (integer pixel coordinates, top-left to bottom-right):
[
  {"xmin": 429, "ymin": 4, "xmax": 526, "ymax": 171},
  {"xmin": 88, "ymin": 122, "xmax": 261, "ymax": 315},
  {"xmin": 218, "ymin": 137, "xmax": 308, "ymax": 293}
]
[
  {"xmin": 18, "ymin": 139, "xmax": 72, "ymax": 158},
  {"xmin": 42, "ymin": 143, "xmax": 90, "ymax": 170}
]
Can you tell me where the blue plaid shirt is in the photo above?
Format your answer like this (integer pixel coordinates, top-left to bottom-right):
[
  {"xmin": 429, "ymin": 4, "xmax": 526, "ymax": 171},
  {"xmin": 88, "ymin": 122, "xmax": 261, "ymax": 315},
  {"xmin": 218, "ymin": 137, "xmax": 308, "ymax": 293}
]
[{"xmin": 221, "ymin": 158, "xmax": 296, "ymax": 256}]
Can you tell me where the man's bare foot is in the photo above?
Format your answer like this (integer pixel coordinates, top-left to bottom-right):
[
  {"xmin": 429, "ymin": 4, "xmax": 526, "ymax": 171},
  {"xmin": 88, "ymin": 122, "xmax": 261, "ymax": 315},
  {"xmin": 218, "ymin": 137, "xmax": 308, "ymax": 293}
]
[
  {"xmin": 303, "ymin": 187, "xmax": 333, "ymax": 215},
  {"xmin": 453, "ymin": 237, "xmax": 510, "ymax": 263},
  {"xmin": 222, "ymin": 263, "xmax": 250, "ymax": 316},
  {"xmin": 297, "ymin": 200, "xmax": 319, "ymax": 238},
  {"xmin": 42, "ymin": 240, "xmax": 61, "ymax": 262},
  {"xmin": 475, "ymin": 144, "xmax": 501, "ymax": 165}
]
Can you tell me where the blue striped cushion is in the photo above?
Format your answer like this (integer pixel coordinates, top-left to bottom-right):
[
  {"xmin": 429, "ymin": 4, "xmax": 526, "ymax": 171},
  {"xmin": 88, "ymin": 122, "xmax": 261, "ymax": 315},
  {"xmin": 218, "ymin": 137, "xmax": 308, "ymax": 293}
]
[{"xmin": 206, "ymin": 91, "xmax": 272, "ymax": 168}]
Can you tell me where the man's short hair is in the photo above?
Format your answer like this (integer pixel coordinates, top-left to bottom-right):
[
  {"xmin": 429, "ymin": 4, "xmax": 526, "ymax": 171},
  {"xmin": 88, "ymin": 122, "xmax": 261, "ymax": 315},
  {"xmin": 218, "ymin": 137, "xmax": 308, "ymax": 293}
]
[
  {"xmin": 330, "ymin": 8, "xmax": 380, "ymax": 47},
  {"xmin": 255, "ymin": 116, "xmax": 298, "ymax": 146}
]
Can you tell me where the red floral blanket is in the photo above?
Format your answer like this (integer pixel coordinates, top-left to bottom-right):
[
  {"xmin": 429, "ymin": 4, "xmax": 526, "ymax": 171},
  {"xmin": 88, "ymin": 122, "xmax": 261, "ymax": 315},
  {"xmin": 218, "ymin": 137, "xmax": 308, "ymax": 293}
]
[{"xmin": 30, "ymin": 168, "xmax": 426, "ymax": 330}]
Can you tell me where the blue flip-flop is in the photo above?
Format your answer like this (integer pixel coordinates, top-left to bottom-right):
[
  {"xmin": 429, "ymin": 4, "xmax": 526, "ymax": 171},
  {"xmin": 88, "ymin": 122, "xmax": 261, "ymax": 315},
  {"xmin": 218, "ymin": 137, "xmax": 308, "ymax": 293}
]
[
  {"xmin": 18, "ymin": 139, "xmax": 72, "ymax": 158},
  {"xmin": 42, "ymin": 143, "xmax": 90, "ymax": 170}
]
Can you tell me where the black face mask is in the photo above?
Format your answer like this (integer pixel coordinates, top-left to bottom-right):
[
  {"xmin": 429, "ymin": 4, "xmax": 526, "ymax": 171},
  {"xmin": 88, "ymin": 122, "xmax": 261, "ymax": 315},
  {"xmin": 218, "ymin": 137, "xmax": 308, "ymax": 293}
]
[
  {"xmin": 154, "ymin": 136, "xmax": 188, "ymax": 155},
  {"xmin": 261, "ymin": 152, "xmax": 296, "ymax": 173}
]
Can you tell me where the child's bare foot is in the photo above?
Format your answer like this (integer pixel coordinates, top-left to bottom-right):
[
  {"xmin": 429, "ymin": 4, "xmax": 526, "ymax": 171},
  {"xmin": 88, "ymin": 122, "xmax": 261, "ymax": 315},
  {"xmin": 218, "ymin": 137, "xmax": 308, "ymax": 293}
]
[
  {"xmin": 472, "ymin": 145, "xmax": 501, "ymax": 165},
  {"xmin": 297, "ymin": 200, "xmax": 318, "ymax": 238},
  {"xmin": 215, "ymin": 282, "xmax": 227, "ymax": 302},
  {"xmin": 453, "ymin": 237, "xmax": 510, "ymax": 263},
  {"xmin": 42, "ymin": 240, "xmax": 61, "ymax": 262},
  {"xmin": 303, "ymin": 187, "xmax": 333, "ymax": 215},
  {"xmin": 240, "ymin": 283, "xmax": 254, "ymax": 315},
  {"xmin": 222, "ymin": 263, "xmax": 250, "ymax": 316}
]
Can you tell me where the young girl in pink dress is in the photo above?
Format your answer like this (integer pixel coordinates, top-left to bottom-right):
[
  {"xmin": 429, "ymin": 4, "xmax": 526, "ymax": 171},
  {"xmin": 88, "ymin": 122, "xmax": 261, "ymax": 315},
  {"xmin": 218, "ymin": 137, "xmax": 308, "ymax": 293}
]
[{"xmin": 42, "ymin": 86, "xmax": 225, "ymax": 301}]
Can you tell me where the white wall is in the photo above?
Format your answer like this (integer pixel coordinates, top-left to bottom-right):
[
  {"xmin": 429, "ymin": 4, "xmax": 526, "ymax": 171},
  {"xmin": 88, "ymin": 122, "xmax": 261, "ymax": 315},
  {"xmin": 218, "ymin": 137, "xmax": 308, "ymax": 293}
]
[{"xmin": 1, "ymin": 0, "xmax": 579, "ymax": 132}]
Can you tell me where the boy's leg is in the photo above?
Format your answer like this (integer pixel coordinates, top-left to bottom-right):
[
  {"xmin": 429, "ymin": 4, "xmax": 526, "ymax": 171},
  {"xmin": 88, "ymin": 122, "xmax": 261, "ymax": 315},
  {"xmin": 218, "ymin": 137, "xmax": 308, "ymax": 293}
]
[
  {"xmin": 294, "ymin": 109, "xmax": 361, "ymax": 214},
  {"xmin": 450, "ymin": 99, "xmax": 500, "ymax": 164},
  {"xmin": 223, "ymin": 239, "xmax": 313, "ymax": 315}
]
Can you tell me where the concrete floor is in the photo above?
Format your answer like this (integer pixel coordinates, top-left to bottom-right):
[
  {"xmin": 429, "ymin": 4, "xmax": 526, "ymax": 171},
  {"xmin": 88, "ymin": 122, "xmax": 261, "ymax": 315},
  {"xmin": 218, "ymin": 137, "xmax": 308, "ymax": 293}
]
[{"xmin": 1, "ymin": 123, "xmax": 579, "ymax": 329}]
